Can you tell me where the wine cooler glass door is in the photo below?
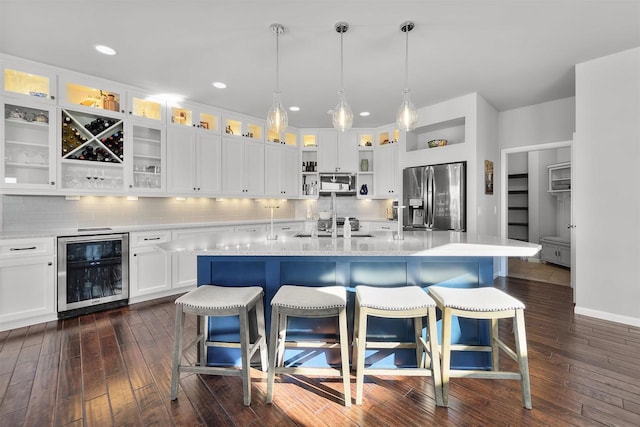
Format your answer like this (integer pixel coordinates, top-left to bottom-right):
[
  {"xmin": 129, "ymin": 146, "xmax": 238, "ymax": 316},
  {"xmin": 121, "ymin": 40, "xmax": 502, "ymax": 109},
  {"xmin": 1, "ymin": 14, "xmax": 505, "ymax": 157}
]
[{"xmin": 57, "ymin": 234, "xmax": 129, "ymax": 315}]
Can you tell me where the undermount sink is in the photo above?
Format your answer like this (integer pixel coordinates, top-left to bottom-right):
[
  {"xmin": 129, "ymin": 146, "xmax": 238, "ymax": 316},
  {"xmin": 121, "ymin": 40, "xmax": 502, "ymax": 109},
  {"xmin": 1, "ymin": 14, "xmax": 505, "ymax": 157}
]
[{"xmin": 294, "ymin": 233, "xmax": 373, "ymax": 238}]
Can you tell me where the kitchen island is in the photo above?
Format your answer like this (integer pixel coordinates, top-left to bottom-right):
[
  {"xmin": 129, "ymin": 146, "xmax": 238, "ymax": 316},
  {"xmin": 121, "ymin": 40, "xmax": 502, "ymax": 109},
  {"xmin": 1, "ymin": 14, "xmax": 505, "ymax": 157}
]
[{"xmin": 158, "ymin": 230, "xmax": 540, "ymax": 370}]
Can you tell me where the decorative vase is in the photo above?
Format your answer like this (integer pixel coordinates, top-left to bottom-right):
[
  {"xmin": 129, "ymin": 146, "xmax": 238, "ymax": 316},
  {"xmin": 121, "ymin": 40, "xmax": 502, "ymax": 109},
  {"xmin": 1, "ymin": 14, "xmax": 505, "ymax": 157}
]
[
  {"xmin": 360, "ymin": 184, "xmax": 368, "ymax": 195},
  {"xmin": 360, "ymin": 159, "xmax": 369, "ymax": 172}
]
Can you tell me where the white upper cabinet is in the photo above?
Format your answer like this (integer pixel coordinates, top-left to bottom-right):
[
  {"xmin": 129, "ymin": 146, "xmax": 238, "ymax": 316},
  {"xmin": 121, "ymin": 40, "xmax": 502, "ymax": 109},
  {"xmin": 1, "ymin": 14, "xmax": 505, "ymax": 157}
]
[
  {"xmin": 126, "ymin": 121, "xmax": 165, "ymax": 193},
  {"xmin": 317, "ymin": 130, "xmax": 357, "ymax": 173},
  {"xmin": 1, "ymin": 59, "xmax": 57, "ymax": 104},
  {"xmin": 265, "ymin": 144, "xmax": 299, "ymax": 197},
  {"xmin": 374, "ymin": 144, "xmax": 399, "ymax": 197},
  {"xmin": 1, "ymin": 99, "xmax": 57, "ymax": 190},
  {"xmin": 58, "ymin": 74, "xmax": 127, "ymax": 117},
  {"xmin": 221, "ymin": 137, "xmax": 264, "ymax": 196},
  {"xmin": 166, "ymin": 126, "xmax": 221, "ymax": 195},
  {"xmin": 126, "ymin": 91, "xmax": 166, "ymax": 124}
]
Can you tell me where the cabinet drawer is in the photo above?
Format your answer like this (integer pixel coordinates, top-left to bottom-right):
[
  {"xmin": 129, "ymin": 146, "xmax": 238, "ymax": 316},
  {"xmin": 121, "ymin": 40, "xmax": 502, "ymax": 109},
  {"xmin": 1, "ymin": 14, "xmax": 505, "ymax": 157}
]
[
  {"xmin": 130, "ymin": 231, "xmax": 172, "ymax": 247},
  {"xmin": 0, "ymin": 237, "xmax": 54, "ymax": 258}
]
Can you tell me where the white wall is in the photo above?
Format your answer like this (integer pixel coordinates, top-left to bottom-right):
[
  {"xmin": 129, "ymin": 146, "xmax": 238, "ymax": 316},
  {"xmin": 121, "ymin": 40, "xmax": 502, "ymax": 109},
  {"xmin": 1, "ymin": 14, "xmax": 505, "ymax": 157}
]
[
  {"xmin": 476, "ymin": 95, "xmax": 500, "ymax": 237},
  {"xmin": 499, "ymin": 97, "xmax": 575, "ymax": 149},
  {"xmin": 574, "ymin": 47, "xmax": 640, "ymax": 326}
]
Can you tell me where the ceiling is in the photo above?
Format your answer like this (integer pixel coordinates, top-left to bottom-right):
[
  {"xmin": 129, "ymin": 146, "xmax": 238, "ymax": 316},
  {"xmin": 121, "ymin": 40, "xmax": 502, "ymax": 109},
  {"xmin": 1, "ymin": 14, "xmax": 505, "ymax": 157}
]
[{"xmin": 1, "ymin": 1, "xmax": 639, "ymax": 129}]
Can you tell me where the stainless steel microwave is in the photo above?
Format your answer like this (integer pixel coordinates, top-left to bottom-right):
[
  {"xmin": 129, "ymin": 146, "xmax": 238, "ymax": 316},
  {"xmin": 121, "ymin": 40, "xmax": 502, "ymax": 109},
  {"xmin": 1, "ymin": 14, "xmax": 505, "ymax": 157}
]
[{"xmin": 319, "ymin": 173, "xmax": 356, "ymax": 196}]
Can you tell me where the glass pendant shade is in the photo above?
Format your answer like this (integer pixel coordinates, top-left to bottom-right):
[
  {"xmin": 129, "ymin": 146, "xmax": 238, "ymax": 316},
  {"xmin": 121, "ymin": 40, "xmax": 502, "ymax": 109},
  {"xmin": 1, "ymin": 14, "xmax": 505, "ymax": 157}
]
[
  {"xmin": 267, "ymin": 90, "xmax": 288, "ymax": 134},
  {"xmin": 332, "ymin": 89, "xmax": 353, "ymax": 132},
  {"xmin": 396, "ymin": 88, "xmax": 418, "ymax": 131}
]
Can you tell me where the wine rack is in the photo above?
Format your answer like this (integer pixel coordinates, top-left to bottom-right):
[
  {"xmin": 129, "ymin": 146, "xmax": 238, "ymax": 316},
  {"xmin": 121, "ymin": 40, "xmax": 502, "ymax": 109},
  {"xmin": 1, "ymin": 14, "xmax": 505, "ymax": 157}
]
[{"xmin": 60, "ymin": 109, "xmax": 125, "ymax": 191}]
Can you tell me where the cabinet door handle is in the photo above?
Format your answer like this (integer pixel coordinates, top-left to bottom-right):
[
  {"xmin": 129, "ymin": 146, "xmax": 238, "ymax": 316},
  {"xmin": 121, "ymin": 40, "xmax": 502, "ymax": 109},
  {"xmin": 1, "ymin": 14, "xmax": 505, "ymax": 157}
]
[
  {"xmin": 51, "ymin": 181, "xmax": 55, "ymax": 185},
  {"xmin": 48, "ymin": 262, "xmax": 53, "ymax": 266},
  {"xmin": 143, "ymin": 237, "xmax": 161, "ymax": 241},
  {"xmin": 381, "ymin": 226, "xmax": 390, "ymax": 230},
  {"xmin": 281, "ymin": 227, "xmax": 290, "ymax": 230},
  {"xmin": 51, "ymin": 95, "xmax": 55, "ymax": 100},
  {"xmin": 133, "ymin": 253, "xmax": 137, "ymax": 257},
  {"xmin": 10, "ymin": 246, "xmax": 37, "ymax": 251}
]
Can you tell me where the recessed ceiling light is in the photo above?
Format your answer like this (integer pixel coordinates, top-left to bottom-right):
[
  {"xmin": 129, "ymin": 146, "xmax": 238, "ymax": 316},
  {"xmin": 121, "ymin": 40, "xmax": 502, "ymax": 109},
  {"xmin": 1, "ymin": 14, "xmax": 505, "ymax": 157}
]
[
  {"xmin": 360, "ymin": 111, "xmax": 370, "ymax": 117},
  {"xmin": 212, "ymin": 82, "xmax": 227, "ymax": 89},
  {"xmin": 289, "ymin": 106, "xmax": 300, "ymax": 112},
  {"xmin": 95, "ymin": 45, "xmax": 117, "ymax": 56}
]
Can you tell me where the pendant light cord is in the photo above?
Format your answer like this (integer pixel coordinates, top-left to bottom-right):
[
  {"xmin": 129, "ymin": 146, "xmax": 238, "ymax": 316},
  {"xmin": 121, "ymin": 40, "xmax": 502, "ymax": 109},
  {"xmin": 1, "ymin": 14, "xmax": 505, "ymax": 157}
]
[
  {"xmin": 275, "ymin": 29, "xmax": 280, "ymax": 92},
  {"xmin": 404, "ymin": 25, "xmax": 409, "ymax": 90},
  {"xmin": 340, "ymin": 29, "xmax": 344, "ymax": 90}
]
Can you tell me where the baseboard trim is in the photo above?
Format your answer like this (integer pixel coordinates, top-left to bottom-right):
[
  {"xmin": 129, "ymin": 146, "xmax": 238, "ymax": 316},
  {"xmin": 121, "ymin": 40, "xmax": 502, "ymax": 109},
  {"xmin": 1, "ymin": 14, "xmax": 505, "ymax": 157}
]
[{"xmin": 574, "ymin": 306, "xmax": 640, "ymax": 327}]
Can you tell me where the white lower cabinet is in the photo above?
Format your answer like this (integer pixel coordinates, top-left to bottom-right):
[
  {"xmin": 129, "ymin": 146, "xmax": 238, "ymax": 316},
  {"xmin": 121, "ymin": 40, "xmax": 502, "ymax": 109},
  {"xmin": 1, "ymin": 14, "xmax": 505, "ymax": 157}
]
[
  {"xmin": 0, "ymin": 237, "xmax": 56, "ymax": 331},
  {"xmin": 540, "ymin": 237, "xmax": 571, "ymax": 267},
  {"xmin": 129, "ymin": 231, "xmax": 172, "ymax": 302}
]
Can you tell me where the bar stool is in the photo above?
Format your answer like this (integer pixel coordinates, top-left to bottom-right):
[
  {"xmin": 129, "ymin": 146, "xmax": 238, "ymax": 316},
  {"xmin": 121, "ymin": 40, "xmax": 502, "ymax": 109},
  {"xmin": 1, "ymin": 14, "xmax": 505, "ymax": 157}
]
[
  {"xmin": 266, "ymin": 285, "xmax": 351, "ymax": 407},
  {"xmin": 353, "ymin": 285, "xmax": 444, "ymax": 406},
  {"xmin": 428, "ymin": 286, "xmax": 532, "ymax": 409},
  {"xmin": 170, "ymin": 285, "xmax": 268, "ymax": 406}
]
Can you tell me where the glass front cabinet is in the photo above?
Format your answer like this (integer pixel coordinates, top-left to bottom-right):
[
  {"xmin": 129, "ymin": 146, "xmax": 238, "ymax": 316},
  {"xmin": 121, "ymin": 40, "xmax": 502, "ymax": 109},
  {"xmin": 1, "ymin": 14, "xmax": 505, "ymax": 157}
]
[
  {"xmin": 1, "ymin": 99, "xmax": 57, "ymax": 190},
  {"xmin": 2, "ymin": 64, "xmax": 57, "ymax": 104},
  {"xmin": 126, "ymin": 122, "xmax": 165, "ymax": 193}
]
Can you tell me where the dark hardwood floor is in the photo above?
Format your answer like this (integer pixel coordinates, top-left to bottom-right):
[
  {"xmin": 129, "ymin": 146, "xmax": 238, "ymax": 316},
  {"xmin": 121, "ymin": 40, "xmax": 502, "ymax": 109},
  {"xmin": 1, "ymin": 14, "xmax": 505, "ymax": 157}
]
[{"xmin": 1, "ymin": 277, "xmax": 640, "ymax": 426}]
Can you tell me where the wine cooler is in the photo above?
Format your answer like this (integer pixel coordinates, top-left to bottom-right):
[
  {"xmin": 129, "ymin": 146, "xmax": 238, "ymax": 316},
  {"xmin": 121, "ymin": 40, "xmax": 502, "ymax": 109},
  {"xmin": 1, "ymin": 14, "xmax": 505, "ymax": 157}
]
[{"xmin": 57, "ymin": 233, "xmax": 129, "ymax": 318}]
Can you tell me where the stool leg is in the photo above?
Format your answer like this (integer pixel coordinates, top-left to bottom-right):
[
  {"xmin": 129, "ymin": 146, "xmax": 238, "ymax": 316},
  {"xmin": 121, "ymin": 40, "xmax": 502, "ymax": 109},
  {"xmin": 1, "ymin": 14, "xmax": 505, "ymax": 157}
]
[
  {"xmin": 171, "ymin": 305, "xmax": 185, "ymax": 400},
  {"xmin": 355, "ymin": 306, "xmax": 368, "ymax": 405},
  {"xmin": 440, "ymin": 307, "xmax": 452, "ymax": 407},
  {"xmin": 276, "ymin": 313, "xmax": 288, "ymax": 368},
  {"xmin": 351, "ymin": 296, "xmax": 361, "ymax": 368},
  {"xmin": 514, "ymin": 309, "xmax": 532, "ymax": 409},
  {"xmin": 255, "ymin": 297, "xmax": 269, "ymax": 372},
  {"xmin": 426, "ymin": 306, "xmax": 444, "ymax": 407},
  {"xmin": 338, "ymin": 307, "xmax": 352, "ymax": 407},
  {"xmin": 198, "ymin": 315, "xmax": 207, "ymax": 366},
  {"xmin": 266, "ymin": 305, "xmax": 280, "ymax": 404},
  {"xmin": 414, "ymin": 316, "xmax": 424, "ymax": 368},
  {"xmin": 239, "ymin": 306, "xmax": 252, "ymax": 406},
  {"xmin": 491, "ymin": 317, "xmax": 499, "ymax": 372}
]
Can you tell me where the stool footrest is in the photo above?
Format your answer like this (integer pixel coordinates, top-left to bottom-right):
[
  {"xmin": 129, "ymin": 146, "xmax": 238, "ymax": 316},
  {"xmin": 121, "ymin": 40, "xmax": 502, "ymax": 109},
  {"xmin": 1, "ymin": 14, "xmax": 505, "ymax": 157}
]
[
  {"xmin": 449, "ymin": 344, "xmax": 493, "ymax": 352},
  {"xmin": 275, "ymin": 366, "xmax": 344, "ymax": 376},
  {"xmin": 496, "ymin": 339, "xmax": 518, "ymax": 361},
  {"xmin": 362, "ymin": 341, "xmax": 417, "ymax": 349},
  {"xmin": 362, "ymin": 367, "xmax": 434, "ymax": 377},
  {"xmin": 284, "ymin": 341, "xmax": 341, "ymax": 349},
  {"xmin": 180, "ymin": 365, "xmax": 243, "ymax": 377},
  {"xmin": 448, "ymin": 369, "xmax": 522, "ymax": 380}
]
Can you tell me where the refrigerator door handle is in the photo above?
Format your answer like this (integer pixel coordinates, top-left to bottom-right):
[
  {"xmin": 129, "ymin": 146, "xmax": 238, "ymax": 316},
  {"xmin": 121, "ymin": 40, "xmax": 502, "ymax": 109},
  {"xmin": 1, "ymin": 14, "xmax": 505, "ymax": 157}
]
[{"xmin": 426, "ymin": 166, "xmax": 434, "ymax": 228}]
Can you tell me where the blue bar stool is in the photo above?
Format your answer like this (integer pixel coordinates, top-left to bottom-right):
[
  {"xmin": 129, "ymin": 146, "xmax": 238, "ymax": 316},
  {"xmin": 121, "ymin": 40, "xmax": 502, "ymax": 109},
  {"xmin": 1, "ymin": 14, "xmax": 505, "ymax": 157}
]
[{"xmin": 170, "ymin": 285, "xmax": 268, "ymax": 406}]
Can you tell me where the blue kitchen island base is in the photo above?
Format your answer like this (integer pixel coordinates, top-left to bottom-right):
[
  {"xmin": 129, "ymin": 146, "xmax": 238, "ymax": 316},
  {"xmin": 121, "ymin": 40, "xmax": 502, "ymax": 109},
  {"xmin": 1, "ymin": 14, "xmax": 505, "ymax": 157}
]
[{"xmin": 196, "ymin": 254, "xmax": 495, "ymax": 371}]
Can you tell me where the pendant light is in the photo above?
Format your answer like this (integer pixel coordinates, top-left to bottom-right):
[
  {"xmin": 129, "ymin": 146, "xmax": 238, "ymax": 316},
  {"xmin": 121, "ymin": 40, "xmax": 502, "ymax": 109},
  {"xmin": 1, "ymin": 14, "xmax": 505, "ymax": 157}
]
[
  {"xmin": 396, "ymin": 21, "xmax": 418, "ymax": 131},
  {"xmin": 267, "ymin": 23, "xmax": 288, "ymax": 135},
  {"xmin": 331, "ymin": 22, "xmax": 353, "ymax": 132}
]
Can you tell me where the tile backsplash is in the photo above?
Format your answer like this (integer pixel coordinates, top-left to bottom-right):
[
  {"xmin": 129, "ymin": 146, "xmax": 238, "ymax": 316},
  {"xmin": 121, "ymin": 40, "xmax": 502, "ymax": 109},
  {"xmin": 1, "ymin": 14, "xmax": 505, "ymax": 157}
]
[{"xmin": 1, "ymin": 195, "xmax": 389, "ymax": 233}]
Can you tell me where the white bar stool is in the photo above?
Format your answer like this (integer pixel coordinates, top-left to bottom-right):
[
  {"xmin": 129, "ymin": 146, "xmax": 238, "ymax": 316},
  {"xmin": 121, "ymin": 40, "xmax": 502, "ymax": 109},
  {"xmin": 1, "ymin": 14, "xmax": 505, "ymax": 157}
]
[
  {"xmin": 428, "ymin": 286, "xmax": 532, "ymax": 409},
  {"xmin": 352, "ymin": 285, "xmax": 444, "ymax": 406},
  {"xmin": 170, "ymin": 285, "xmax": 268, "ymax": 406},
  {"xmin": 266, "ymin": 285, "xmax": 352, "ymax": 407}
]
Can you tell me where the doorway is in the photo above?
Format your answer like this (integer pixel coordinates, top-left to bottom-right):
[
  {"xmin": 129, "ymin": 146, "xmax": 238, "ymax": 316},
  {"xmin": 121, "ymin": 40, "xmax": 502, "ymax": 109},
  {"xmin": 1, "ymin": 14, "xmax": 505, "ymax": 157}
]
[{"xmin": 500, "ymin": 141, "xmax": 573, "ymax": 288}]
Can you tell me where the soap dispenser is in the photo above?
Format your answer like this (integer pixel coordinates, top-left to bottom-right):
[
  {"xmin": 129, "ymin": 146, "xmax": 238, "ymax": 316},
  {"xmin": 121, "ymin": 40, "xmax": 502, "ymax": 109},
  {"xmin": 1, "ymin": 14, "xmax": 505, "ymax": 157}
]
[{"xmin": 343, "ymin": 216, "xmax": 352, "ymax": 239}]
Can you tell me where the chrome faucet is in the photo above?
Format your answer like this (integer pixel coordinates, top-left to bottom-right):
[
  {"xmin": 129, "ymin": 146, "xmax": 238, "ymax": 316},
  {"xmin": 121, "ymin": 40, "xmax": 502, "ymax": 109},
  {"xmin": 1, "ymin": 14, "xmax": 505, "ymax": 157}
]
[{"xmin": 331, "ymin": 191, "xmax": 338, "ymax": 239}]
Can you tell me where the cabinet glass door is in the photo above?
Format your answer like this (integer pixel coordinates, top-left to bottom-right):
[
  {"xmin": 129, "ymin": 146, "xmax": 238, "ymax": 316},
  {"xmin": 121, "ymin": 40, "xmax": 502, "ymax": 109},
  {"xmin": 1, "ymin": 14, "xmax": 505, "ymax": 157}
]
[
  {"xmin": 130, "ymin": 95, "xmax": 164, "ymax": 122},
  {"xmin": 62, "ymin": 80, "xmax": 124, "ymax": 114},
  {"xmin": 2, "ymin": 101, "xmax": 56, "ymax": 189},
  {"xmin": 130, "ymin": 125, "xmax": 163, "ymax": 191},
  {"xmin": 3, "ymin": 67, "xmax": 56, "ymax": 102}
]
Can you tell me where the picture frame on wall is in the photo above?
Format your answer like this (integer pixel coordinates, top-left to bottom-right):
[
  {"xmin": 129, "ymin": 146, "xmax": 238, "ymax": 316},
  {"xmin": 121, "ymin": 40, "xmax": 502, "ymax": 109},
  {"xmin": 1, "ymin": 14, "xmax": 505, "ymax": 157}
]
[{"xmin": 485, "ymin": 160, "xmax": 494, "ymax": 195}]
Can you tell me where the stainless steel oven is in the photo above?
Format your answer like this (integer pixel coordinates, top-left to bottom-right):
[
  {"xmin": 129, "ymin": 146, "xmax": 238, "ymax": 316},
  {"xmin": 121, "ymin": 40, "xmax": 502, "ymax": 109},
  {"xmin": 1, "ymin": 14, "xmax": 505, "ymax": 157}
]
[{"xmin": 57, "ymin": 233, "xmax": 129, "ymax": 318}]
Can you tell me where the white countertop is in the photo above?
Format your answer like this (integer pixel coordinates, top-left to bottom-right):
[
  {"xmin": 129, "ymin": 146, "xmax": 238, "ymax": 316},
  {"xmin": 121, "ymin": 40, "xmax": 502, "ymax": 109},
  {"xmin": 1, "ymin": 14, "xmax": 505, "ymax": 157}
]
[{"xmin": 156, "ymin": 230, "xmax": 541, "ymax": 258}]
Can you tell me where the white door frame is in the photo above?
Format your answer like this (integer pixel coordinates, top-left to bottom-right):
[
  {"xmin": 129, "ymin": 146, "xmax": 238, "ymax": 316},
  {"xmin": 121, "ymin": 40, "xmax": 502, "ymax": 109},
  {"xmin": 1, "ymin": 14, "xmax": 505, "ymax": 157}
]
[{"xmin": 499, "ymin": 140, "xmax": 573, "ymax": 276}]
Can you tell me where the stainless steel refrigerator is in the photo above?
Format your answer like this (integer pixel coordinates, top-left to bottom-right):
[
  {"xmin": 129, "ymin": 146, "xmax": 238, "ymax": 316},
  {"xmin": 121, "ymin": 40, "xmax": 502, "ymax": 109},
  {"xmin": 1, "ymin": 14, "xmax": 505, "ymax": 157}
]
[{"xmin": 403, "ymin": 162, "xmax": 466, "ymax": 231}]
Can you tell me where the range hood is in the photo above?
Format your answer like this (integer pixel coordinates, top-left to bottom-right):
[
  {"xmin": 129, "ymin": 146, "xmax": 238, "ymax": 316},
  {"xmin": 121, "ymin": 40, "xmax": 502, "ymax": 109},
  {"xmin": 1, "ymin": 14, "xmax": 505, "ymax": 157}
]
[{"xmin": 318, "ymin": 173, "xmax": 356, "ymax": 196}]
